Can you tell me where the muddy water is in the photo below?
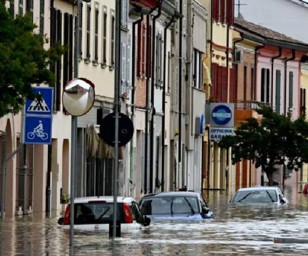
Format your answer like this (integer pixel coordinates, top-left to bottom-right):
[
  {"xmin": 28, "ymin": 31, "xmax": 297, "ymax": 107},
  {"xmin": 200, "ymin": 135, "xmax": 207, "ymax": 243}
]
[{"xmin": 1, "ymin": 189, "xmax": 308, "ymax": 256}]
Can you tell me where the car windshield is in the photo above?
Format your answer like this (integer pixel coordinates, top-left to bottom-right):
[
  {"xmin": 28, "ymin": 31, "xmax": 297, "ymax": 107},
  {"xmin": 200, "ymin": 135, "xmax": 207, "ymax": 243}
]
[
  {"xmin": 233, "ymin": 190, "xmax": 278, "ymax": 204},
  {"xmin": 74, "ymin": 202, "xmax": 123, "ymax": 224},
  {"xmin": 141, "ymin": 196, "xmax": 199, "ymax": 215}
]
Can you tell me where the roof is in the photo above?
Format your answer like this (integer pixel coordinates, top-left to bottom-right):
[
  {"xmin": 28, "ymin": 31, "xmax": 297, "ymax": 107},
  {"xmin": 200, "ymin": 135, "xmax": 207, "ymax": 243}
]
[
  {"xmin": 237, "ymin": 186, "xmax": 280, "ymax": 191},
  {"xmin": 234, "ymin": 18, "xmax": 308, "ymax": 51},
  {"xmin": 142, "ymin": 191, "xmax": 200, "ymax": 198},
  {"xmin": 73, "ymin": 196, "xmax": 135, "ymax": 204}
]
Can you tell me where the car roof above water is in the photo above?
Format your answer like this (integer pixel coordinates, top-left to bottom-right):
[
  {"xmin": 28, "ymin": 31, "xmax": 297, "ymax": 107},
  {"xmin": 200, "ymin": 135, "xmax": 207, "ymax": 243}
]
[
  {"xmin": 142, "ymin": 191, "xmax": 200, "ymax": 198},
  {"xmin": 73, "ymin": 196, "xmax": 136, "ymax": 204},
  {"xmin": 237, "ymin": 186, "xmax": 280, "ymax": 192}
]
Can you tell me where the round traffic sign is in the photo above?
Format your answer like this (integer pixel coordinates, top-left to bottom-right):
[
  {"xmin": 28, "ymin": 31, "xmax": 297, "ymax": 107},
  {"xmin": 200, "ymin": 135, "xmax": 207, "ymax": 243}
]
[
  {"xmin": 212, "ymin": 105, "xmax": 232, "ymax": 125},
  {"xmin": 99, "ymin": 112, "xmax": 134, "ymax": 147}
]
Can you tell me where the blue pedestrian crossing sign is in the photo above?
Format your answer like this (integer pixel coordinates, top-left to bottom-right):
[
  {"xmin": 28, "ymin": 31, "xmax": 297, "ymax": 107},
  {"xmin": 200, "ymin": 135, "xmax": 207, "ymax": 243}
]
[
  {"xmin": 23, "ymin": 87, "xmax": 53, "ymax": 145},
  {"xmin": 25, "ymin": 87, "xmax": 53, "ymax": 116}
]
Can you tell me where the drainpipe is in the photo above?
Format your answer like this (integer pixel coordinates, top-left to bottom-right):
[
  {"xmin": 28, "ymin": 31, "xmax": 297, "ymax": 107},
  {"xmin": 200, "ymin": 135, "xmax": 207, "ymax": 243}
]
[
  {"xmin": 162, "ymin": 15, "xmax": 175, "ymax": 192},
  {"xmin": 226, "ymin": 23, "xmax": 230, "ymax": 103},
  {"xmin": 178, "ymin": 0, "xmax": 183, "ymax": 188},
  {"xmin": 130, "ymin": 15, "xmax": 143, "ymax": 193},
  {"xmin": 144, "ymin": 15, "xmax": 151, "ymax": 194},
  {"xmin": 150, "ymin": 0, "xmax": 163, "ymax": 193},
  {"xmin": 284, "ymin": 49, "xmax": 295, "ymax": 115},
  {"xmin": 270, "ymin": 47, "xmax": 282, "ymax": 108}
]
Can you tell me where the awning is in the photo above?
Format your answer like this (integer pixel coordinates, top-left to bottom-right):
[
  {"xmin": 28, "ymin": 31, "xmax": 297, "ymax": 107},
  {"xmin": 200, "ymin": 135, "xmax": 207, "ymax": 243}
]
[
  {"xmin": 86, "ymin": 125, "xmax": 118, "ymax": 159},
  {"xmin": 203, "ymin": 61, "xmax": 212, "ymax": 86}
]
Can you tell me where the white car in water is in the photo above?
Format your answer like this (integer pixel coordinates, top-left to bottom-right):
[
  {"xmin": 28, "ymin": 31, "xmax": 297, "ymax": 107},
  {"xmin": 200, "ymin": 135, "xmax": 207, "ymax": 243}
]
[
  {"xmin": 58, "ymin": 196, "xmax": 150, "ymax": 232},
  {"xmin": 230, "ymin": 186, "xmax": 288, "ymax": 206}
]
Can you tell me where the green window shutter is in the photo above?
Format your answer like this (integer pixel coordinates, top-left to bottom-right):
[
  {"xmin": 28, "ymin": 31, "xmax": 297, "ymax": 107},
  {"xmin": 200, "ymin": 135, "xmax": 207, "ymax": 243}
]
[{"xmin": 275, "ymin": 70, "xmax": 281, "ymax": 114}]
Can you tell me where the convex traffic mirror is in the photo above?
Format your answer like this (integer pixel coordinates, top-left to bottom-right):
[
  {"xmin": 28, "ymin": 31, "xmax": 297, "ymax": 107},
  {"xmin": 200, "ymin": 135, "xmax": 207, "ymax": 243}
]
[{"xmin": 62, "ymin": 78, "xmax": 95, "ymax": 116}]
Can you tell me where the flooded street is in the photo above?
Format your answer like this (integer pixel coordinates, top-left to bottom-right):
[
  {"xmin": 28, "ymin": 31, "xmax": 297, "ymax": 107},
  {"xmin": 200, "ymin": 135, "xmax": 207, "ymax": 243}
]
[{"xmin": 1, "ymin": 189, "xmax": 308, "ymax": 255}]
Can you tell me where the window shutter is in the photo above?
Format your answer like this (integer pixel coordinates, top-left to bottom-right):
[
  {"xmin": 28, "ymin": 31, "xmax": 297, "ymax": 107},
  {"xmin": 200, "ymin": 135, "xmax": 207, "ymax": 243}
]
[
  {"xmin": 212, "ymin": 0, "xmax": 218, "ymax": 21},
  {"xmin": 289, "ymin": 71, "xmax": 293, "ymax": 109},
  {"xmin": 275, "ymin": 70, "xmax": 281, "ymax": 114},
  {"xmin": 126, "ymin": 40, "xmax": 131, "ymax": 88}
]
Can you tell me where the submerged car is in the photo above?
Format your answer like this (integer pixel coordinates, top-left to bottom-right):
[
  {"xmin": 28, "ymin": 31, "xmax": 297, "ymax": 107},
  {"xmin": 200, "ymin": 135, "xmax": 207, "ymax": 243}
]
[
  {"xmin": 58, "ymin": 196, "xmax": 150, "ymax": 231},
  {"xmin": 230, "ymin": 186, "xmax": 288, "ymax": 206},
  {"xmin": 139, "ymin": 191, "xmax": 214, "ymax": 221}
]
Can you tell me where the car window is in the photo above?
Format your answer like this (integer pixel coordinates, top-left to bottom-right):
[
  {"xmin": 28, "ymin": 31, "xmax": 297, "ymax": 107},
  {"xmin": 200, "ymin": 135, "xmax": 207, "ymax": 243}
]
[
  {"xmin": 140, "ymin": 196, "xmax": 199, "ymax": 214},
  {"xmin": 233, "ymin": 190, "xmax": 278, "ymax": 204},
  {"xmin": 74, "ymin": 202, "xmax": 122, "ymax": 224}
]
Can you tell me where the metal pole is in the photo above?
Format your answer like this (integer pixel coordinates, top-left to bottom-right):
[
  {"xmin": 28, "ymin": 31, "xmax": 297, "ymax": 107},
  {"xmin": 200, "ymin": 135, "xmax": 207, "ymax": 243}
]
[
  {"xmin": 1, "ymin": 133, "xmax": 6, "ymax": 219},
  {"xmin": 112, "ymin": 0, "xmax": 121, "ymax": 239},
  {"xmin": 69, "ymin": 0, "xmax": 81, "ymax": 248}
]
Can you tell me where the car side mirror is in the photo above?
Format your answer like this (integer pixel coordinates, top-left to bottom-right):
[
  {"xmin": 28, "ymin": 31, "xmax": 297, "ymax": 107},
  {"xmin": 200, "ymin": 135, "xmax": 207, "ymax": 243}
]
[
  {"xmin": 202, "ymin": 206, "xmax": 209, "ymax": 214},
  {"xmin": 58, "ymin": 217, "xmax": 63, "ymax": 225},
  {"xmin": 142, "ymin": 215, "xmax": 151, "ymax": 226}
]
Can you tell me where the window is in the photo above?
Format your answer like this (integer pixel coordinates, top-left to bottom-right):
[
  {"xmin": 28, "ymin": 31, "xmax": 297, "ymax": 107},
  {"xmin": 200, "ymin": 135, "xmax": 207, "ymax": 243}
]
[
  {"xmin": 39, "ymin": 0, "xmax": 45, "ymax": 35},
  {"xmin": 261, "ymin": 68, "xmax": 270, "ymax": 103},
  {"xmin": 50, "ymin": 8, "xmax": 62, "ymax": 111},
  {"xmin": 19, "ymin": 0, "xmax": 23, "ymax": 15},
  {"xmin": 63, "ymin": 13, "xmax": 73, "ymax": 87},
  {"xmin": 101, "ymin": 6, "xmax": 107, "ymax": 66},
  {"xmin": 213, "ymin": 0, "xmax": 234, "ymax": 25},
  {"xmin": 289, "ymin": 71, "xmax": 294, "ymax": 110},
  {"xmin": 86, "ymin": 4, "xmax": 91, "ymax": 60},
  {"xmin": 137, "ymin": 22, "xmax": 146, "ymax": 77},
  {"xmin": 251, "ymin": 67, "xmax": 254, "ymax": 100},
  {"xmin": 193, "ymin": 49, "xmax": 203, "ymax": 89},
  {"xmin": 77, "ymin": 2, "xmax": 83, "ymax": 58},
  {"xmin": 244, "ymin": 66, "xmax": 247, "ymax": 108},
  {"xmin": 94, "ymin": 4, "xmax": 99, "ymax": 63},
  {"xmin": 300, "ymin": 88, "xmax": 306, "ymax": 117},
  {"xmin": 127, "ymin": 36, "xmax": 131, "ymax": 87},
  {"xmin": 26, "ymin": 0, "xmax": 33, "ymax": 23},
  {"xmin": 8, "ymin": 0, "xmax": 15, "ymax": 17},
  {"xmin": 275, "ymin": 70, "xmax": 281, "ymax": 114},
  {"xmin": 121, "ymin": 0, "xmax": 128, "ymax": 28},
  {"xmin": 110, "ymin": 10, "xmax": 115, "ymax": 68},
  {"xmin": 121, "ymin": 42, "xmax": 127, "ymax": 94}
]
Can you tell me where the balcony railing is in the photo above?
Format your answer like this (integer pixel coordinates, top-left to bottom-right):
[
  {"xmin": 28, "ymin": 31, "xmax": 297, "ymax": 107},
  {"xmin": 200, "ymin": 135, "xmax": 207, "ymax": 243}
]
[{"xmin": 234, "ymin": 100, "xmax": 270, "ymax": 110}]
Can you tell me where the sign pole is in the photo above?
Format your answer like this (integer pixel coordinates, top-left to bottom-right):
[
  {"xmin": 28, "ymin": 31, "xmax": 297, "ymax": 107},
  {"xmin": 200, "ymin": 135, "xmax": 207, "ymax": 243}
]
[
  {"xmin": 112, "ymin": 0, "xmax": 121, "ymax": 240},
  {"xmin": 69, "ymin": 0, "xmax": 81, "ymax": 248}
]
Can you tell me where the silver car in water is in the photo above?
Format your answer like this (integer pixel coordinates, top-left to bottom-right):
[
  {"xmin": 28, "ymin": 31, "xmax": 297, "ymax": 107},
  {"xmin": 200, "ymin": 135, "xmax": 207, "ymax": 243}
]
[{"xmin": 230, "ymin": 186, "xmax": 288, "ymax": 206}]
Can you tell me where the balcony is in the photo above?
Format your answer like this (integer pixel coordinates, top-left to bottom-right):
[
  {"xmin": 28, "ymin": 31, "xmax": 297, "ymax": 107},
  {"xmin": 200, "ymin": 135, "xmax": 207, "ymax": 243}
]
[{"xmin": 234, "ymin": 100, "xmax": 269, "ymax": 122}]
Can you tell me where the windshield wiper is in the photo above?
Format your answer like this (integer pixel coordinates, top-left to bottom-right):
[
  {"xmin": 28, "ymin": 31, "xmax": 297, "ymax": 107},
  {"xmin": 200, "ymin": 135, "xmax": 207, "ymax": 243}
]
[
  {"xmin": 237, "ymin": 192, "xmax": 252, "ymax": 203},
  {"xmin": 265, "ymin": 190, "xmax": 275, "ymax": 202},
  {"xmin": 184, "ymin": 197, "xmax": 195, "ymax": 214},
  {"xmin": 98, "ymin": 208, "xmax": 110, "ymax": 221}
]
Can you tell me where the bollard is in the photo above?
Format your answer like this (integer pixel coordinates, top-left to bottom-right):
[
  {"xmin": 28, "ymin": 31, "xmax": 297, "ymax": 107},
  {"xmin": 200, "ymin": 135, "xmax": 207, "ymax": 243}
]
[{"xmin": 109, "ymin": 222, "xmax": 121, "ymax": 238}]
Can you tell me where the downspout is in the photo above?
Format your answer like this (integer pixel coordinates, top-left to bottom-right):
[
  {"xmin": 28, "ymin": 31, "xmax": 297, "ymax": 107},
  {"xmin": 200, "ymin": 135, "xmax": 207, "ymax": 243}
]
[
  {"xmin": 284, "ymin": 49, "xmax": 295, "ymax": 115},
  {"xmin": 162, "ymin": 15, "xmax": 175, "ymax": 192},
  {"xmin": 270, "ymin": 47, "xmax": 282, "ymax": 108},
  {"xmin": 178, "ymin": 0, "xmax": 183, "ymax": 188},
  {"xmin": 226, "ymin": 23, "xmax": 230, "ymax": 103},
  {"xmin": 207, "ymin": 0, "xmax": 214, "ymax": 189},
  {"xmin": 150, "ymin": 0, "xmax": 163, "ymax": 194},
  {"xmin": 144, "ymin": 15, "xmax": 150, "ymax": 194},
  {"xmin": 130, "ymin": 15, "xmax": 143, "ymax": 193}
]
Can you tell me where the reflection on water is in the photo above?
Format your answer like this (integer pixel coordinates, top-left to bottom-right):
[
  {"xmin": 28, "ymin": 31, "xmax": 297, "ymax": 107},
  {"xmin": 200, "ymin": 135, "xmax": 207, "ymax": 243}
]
[{"xmin": 0, "ymin": 190, "xmax": 308, "ymax": 255}]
